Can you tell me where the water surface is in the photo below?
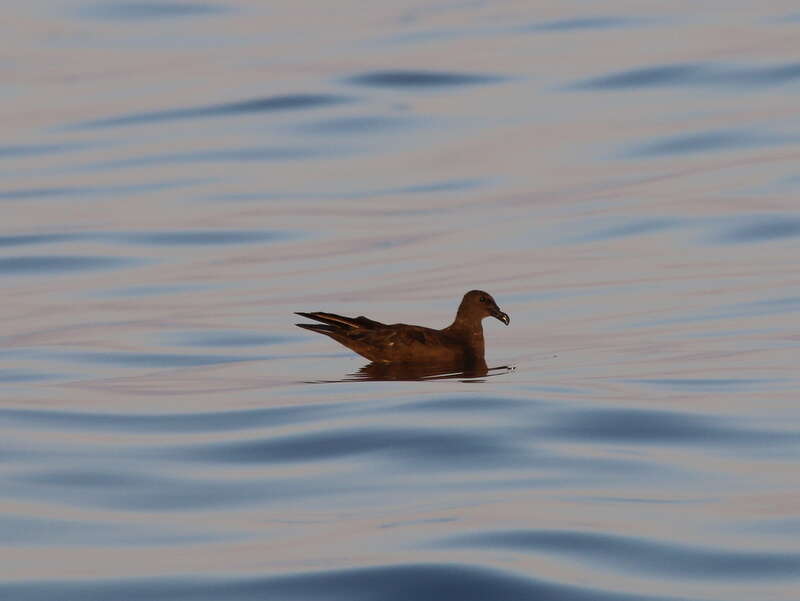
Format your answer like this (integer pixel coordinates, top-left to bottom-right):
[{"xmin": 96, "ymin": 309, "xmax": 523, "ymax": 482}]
[{"xmin": 2, "ymin": 2, "xmax": 799, "ymax": 600}]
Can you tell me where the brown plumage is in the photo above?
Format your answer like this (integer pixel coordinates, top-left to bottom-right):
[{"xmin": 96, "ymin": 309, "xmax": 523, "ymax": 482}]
[{"xmin": 296, "ymin": 290, "xmax": 510, "ymax": 364}]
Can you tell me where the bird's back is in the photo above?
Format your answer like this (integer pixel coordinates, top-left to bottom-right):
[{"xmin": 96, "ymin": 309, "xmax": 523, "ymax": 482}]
[{"xmin": 296, "ymin": 312, "xmax": 477, "ymax": 363}]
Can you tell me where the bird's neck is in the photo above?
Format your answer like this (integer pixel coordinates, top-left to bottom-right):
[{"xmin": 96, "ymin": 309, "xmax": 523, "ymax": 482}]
[{"xmin": 444, "ymin": 317, "xmax": 485, "ymax": 355}]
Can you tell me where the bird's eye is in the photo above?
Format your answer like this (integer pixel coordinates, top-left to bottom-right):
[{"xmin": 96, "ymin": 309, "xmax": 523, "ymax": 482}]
[{"xmin": 479, "ymin": 296, "xmax": 487, "ymax": 303}]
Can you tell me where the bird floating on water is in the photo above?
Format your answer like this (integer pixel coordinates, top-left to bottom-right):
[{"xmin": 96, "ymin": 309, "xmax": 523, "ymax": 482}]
[{"xmin": 296, "ymin": 290, "xmax": 509, "ymax": 365}]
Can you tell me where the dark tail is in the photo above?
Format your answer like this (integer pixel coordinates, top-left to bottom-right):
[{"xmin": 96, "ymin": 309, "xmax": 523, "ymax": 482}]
[
  {"xmin": 295, "ymin": 313, "xmax": 371, "ymax": 344},
  {"xmin": 295, "ymin": 312, "xmax": 384, "ymax": 330},
  {"xmin": 295, "ymin": 323, "xmax": 340, "ymax": 335}
]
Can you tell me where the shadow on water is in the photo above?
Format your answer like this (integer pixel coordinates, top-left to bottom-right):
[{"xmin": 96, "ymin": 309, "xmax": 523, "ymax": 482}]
[
  {"xmin": 0, "ymin": 370, "xmax": 62, "ymax": 383},
  {"xmin": 79, "ymin": 1, "xmax": 230, "ymax": 21},
  {"xmin": 542, "ymin": 407, "xmax": 800, "ymax": 453},
  {"xmin": 166, "ymin": 330, "xmax": 294, "ymax": 348},
  {"xmin": 0, "ymin": 230, "xmax": 291, "ymax": 249},
  {"xmin": 570, "ymin": 62, "xmax": 800, "ymax": 90},
  {"xmin": 716, "ymin": 215, "xmax": 800, "ymax": 244},
  {"xmin": 0, "ymin": 234, "xmax": 80, "ymax": 248},
  {"xmin": 0, "ymin": 563, "xmax": 681, "ymax": 601},
  {"xmin": 0, "ymin": 143, "xmax": 86, "ymax": 158},
  {"xmin": 73, "ymin": 94, "xmax": 351, "ymax": 130},
  {"xmin": 10, "ymin": 467, "xmax": 278, "ymax": 511},
  {"xmin": 440, "ymin": 530, "xmax": 800, "ymax": 580},
  {"xmin": 0, "ymin": 256, "xmax": 141, "ymax": 276},
  {"xmin": 0, "ymin": 514, "xmax": 216, "ymax": 546},
  {"xmin": 214, "ymin": 177, "xmax": 487, "ymax": 202},
  {"xmin": 90, "ymin": 146, "xmax": 329, "ymax": 169},
  {"xmin": 521, "ymin": 16, "xmax": 642, "ymax": 33},
  {"xmin": 114, "ymin": 230, "xmax": 291, "ymax": 246},
  {"xmin": 294, "ymin": 115, "xmax": 414, "ymax": 136},
  {"xmin": 346, "ymin": 70, "xmax": 504, "ymax": 88},
  {"xmin": 57, "ymin": 351, "xmax": 272, "ymax": 368},
  {"xmin": 0, "ymin": 404, "xmax": 339, "ymax": 433},
  {"xmin": 0, "ymin": 180, "xmax": 204, "ymax": 201},
  {"xmin": 306, "ymin": 360, "xmax": 515, "ymax": 383},
  {"xmin": 0, "ymin": 188, "xmax": 83, "ymax": 200},
  {"xmin": 176, "ymin": 425, "xmax": 521, "ymax": 468},
  {"xmin": 574, "ymin": 217, "xmax": 681, "ymax": 242},
  {"xmin": 624, "ymin": 129, "xmax": 789, "ymax": 158}
]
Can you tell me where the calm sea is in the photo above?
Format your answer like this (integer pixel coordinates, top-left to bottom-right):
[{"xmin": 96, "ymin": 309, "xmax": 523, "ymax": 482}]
[{"xmin": 2, "ymin": 1, "xmax": 799, "ymax": 599}]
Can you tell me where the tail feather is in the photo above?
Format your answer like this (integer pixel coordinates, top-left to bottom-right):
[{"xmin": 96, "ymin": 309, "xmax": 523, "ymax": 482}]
[
  {"xmin": 295, "ymin": 323, "xmax": 339, "ymax": 334},
  {"xmin": 295, "ymin": 311, "xmax": 383, "ymax": 330}
]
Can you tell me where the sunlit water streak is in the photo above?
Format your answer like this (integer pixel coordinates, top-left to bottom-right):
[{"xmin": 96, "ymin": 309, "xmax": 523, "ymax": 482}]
[{"xmin": 2, "ymin": 1, "xmax": 799, "ymax": 600}]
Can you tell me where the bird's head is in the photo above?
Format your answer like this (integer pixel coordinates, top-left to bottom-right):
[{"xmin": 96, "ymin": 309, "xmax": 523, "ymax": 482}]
[{"xmin": 460, "ymin": 290, "xmax": 510, "ymax": 325}]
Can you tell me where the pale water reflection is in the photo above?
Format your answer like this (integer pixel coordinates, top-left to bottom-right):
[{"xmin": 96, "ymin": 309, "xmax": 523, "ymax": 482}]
[{"xmin": 2, "ymin": 1, "xmax": 800, "ymax": 600}]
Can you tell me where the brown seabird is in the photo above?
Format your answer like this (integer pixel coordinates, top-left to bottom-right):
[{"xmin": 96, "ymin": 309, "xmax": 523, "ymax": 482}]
[{"xmin": 296, "ymin": 290, "xmax": 509, "ymax": 364}]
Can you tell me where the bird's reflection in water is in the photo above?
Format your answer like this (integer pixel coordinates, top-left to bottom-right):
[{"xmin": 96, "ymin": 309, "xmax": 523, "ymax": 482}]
[{"xmin": 306, "ymin": 360, "xmax": 515, "ymax": 383}]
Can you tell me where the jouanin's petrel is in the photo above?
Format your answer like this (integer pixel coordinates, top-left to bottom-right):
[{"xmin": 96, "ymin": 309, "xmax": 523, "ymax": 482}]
[{"xmin": 296, "ymin": 290, "xmax": 509, "ymax": 364}]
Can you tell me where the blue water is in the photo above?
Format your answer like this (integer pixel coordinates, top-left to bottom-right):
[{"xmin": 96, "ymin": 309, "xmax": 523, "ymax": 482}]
[{"xmin": 2, "ymin": 2, "xmax": 799, "ymax": 600}]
